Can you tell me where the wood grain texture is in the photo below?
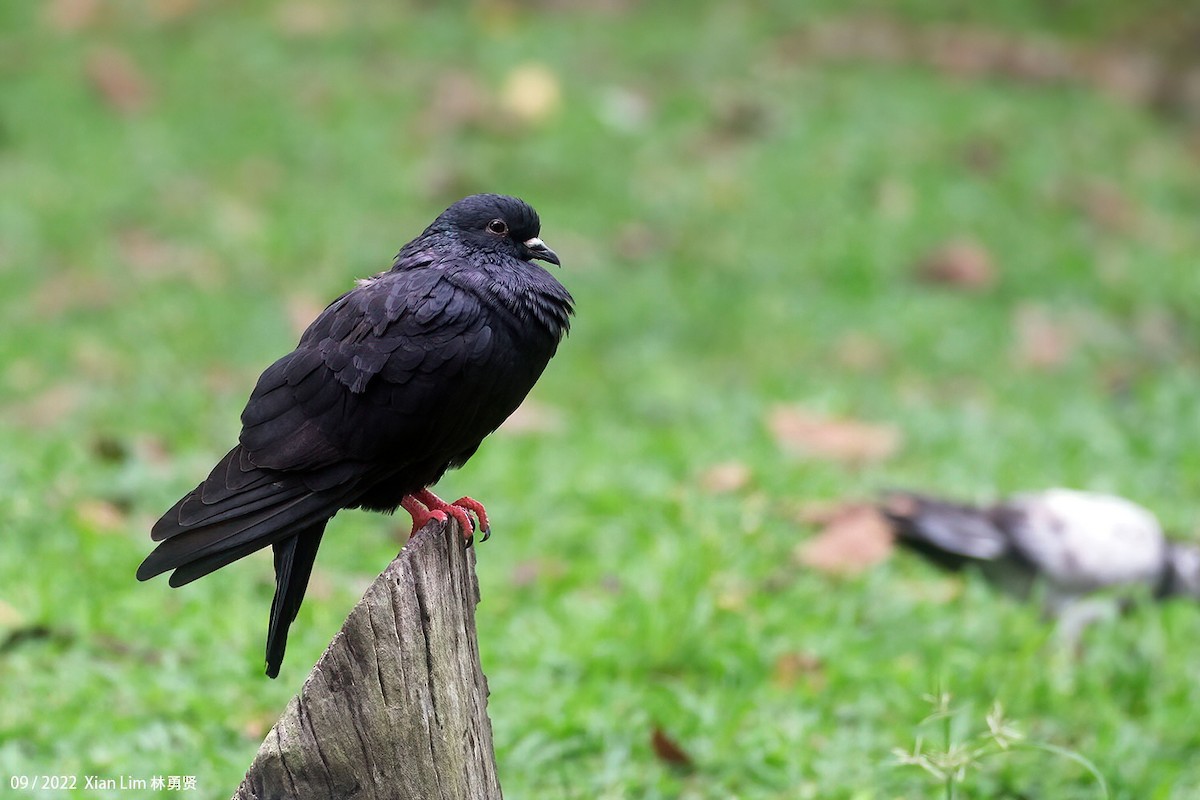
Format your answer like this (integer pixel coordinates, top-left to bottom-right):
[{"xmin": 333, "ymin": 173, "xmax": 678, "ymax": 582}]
[{"xmin": 233, "ymin": 520, "xmax": 502, "ymax": 800}]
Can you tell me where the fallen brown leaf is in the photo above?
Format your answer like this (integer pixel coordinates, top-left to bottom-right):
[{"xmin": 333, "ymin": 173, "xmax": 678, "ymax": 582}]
[
  {"xmin": 1080, "ymin": 49, "xmax": 1162, "ymax": 106},
  {"xmin": 241, "ymin": 711, "xmax": 276, "ymax": 741},
  {"xmin": 75, "ymin": 499, "xmax": 129, "ymax": 533},
  {"xmin": 613, "ymin": 222, "xmax": 663, "ymax": 261},
  {"xmin": 149, "ymin": 0, "xmax": 202, "ymax": 24},
  {"xmin": 0, "ymin": 599, "xmax": 24, "ymax": 629},
  {"xmin": 795, "ymin": 503, "xmax": 894, "ymax": 576},
  {"xmin": 698, "ymin": 461, "xmax": 751, "ymax": 494},
  {"xmin": 772, "ymin": 651, "xmax": 825, "ymax": 690},
  {"xmin": 286, "ymin": 293, "xmax": 326, "ymax": 338},
  {"xmin": 45, "ymin": 0, "xmax": 101, "ymax": 32},
  {"xmin": 34, "ymin": 271, "xmax": 114, "ymax": 317},
  {"xmin": 6, "ymin": 384, "xmax": 81, "ymax": 429},
  {"xmin": 118, "ymin": 226, "xmax": 195, "ymax": 277},
  {"xmin": 1012, "ymin": 303, "xmax": 1074, "ymax": 370},
  {"xmin": 500, "ymin": 63, "xmax": 561, "ymax": 125},
  {"xmin": 651, "ymin": 727, "xmax": 694, "ymax": 769},
  {"xmin": 498, "ymin": 399, "xmax": 564, "ymax": 435},
  {"xmin": 509, "ymin": 557, "xmax": 568, "ymax": 588},
  {"xmin": 768, "ymin": 406, "xmax": 901, "ymax": 465},
  {"xmin": 914, "ymin": 239, "xmax": 996, "ymax": 291},
  {"xmin": 959, "ymin": 137, "xmax": 1005, "ymax": 174},
  {"xmin": 85, "ymin": 46, "xmax": 152, "ymax": 115},
  {"xmin": 832, "ymin": 332, "xmax": 888, "ymax": 371},
  {"xmin": 273, "ymin": 1, "xmax": 346, "ymax": 37},
  {"xmin": 708, "ymin": 93, "xmax": 771, "ymax": 143},
  {"xmin": 777, "ymin": 16, "xmax": 1200, "ymax": 123},
  {"xmin": 421, "ymin": 70, "xmax": 490, "ymax": 136},
  {"xmin": 134, "ymin": 435, "xmax": 173, "ymax": 467},
  {"xmin": 1074, "ymin": 180, "xmax": 1137, "ymax": 232},
  {"xmin": 90, "ymin": 435, "xmax": 129, "ymax": 463},
  {"xmin": 789, "ymin": 498, "xmax": 851, "ymax": 526}
]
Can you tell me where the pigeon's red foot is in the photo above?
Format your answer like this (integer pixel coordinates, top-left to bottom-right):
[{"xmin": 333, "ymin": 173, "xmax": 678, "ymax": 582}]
[{"xmin": 401, "ymin": 488, "xmax": 491, "ymax": 545}]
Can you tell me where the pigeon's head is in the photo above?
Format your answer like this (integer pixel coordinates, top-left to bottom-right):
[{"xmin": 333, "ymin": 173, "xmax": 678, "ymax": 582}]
[
  {"xmin": 1162, "ymin": 543, "xmax": 1200, "ymax": 599},
  {"xmin": 436, "ymin": 194, "xmax": 561, "ymax": 267}
]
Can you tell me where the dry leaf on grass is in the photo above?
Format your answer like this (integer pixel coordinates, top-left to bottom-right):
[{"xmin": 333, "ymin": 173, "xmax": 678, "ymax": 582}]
[
  {"xmin": 0, "ymin": 599, "xmax": 24, "ymax": 630},
  {"xmin": 273, "ymin": 1, "xmax": 346, "ymax": 37},
  {"xmin": 133, "ymin": 435, "xmax": 172, "ymax": 467},
  {"xmin": 6, "ymin": 384, "xmax": 81, "ymax": 429},
  {"xmin": 698, "ymin": 461, "xmax": 751, "ymax": 494},
  {"xmin": 75, "ymin": 499, "xmax": 129, "ymax": 533},
  {"xmin": 789, "ymin": 498, "xmax": 853, "ymax": 526},
  {"xmin": 779, "ymin": 18, "xmax": 1200, "ymax": 122},
  {"xmin": 420, "ymin": 70, "xmax": 490, "ymax": 136},
  {"xmin": 509, "ymin": 558, "xmax": 568, "ymax": 588},
  {"xmin": 1073, "ymin": 180, "xmax": 1137, "ymax": 232},
  {"xmin": 795, "ymin": 503, "xmax": 894, "ymax": 576},
  {"xmin": 45, "ymin": 0, "xmax": 101, "ymax": 32},
  {"xmin": 498, "ymin": 399, "xmax": 564, "ymax": 435},
  {"xmin": 768, "ymin": 406, "xmax": 901, "ymax": 465},
  {"xmin": 118, "ymin": 227, "xmax": 177, "ymax": 274},
  {"xmin": 773, "ymin": 651, "xmax": 825, "ymax": 691},
  {"xmin": 1012, "ymin": 303, "xmax": 1074, "ymax": 370},
  {"xmin": 833, "ymin": 332, "xmax": 888, "ymax": 371},
  {"xmin": 501, "ymin": 63, "xmax": 561, "ymax": 124},
  {"xmin": 286, "ymin": 293, "xmax": 327, "ymax": 338},
  {"xmin": 241, "ymin": 712, "xmax": 277, "ymax": 741},
  {"xmin": 914, "ymin": 239, "xmax": 996, "ymax": 291},
  {"xmin": 148, "ymin": 0, "xmax": 202, "ymax": 24},
  {"xmin": 651, "ymin": 727, "xmax": 694, "ymax": 769},
  {"xmin": 614, "ymin": 222, "xmax": 664, "ymax": 261},
  {"xmin": 34, "ymin": 271, "xmax": 114, "ymax": 317},
  {"xmin": 90, "ymin": 435, "xmax": 129, "ymax": 463},
  {"xmin": 85, "ymin": 47, "xmax": 151, "ymax": 115},
  {"xmin": 960, "ymin": 137, "xmax": 1005, "ymax": 174}
]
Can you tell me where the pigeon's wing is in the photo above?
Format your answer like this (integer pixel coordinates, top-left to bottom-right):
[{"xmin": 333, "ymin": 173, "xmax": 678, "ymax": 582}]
[
  {"xmin": 1000, "ymin": 490, "xmax": 1167, "ymax": 592},
  {"xmin": 239, "ymin": 262, "xmax": 505, "ymax": 476},
  {"xmin": 882, "ymin": 491, "xmax": 1011, "ymax": 568},
  {"xmin": 141, "ymin": 261, "xmax": 503, "ymax": 587}
]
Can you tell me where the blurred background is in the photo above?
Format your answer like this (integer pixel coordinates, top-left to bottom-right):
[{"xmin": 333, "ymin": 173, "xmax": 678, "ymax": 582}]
[{"xmin": 2, "ymin": 1, "xmax": 1200, "ymax": 797}]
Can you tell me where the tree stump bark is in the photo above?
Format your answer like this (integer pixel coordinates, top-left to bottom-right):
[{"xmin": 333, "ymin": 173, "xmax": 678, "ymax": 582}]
[{"xmin": 232, "ymin": 520, "xmax": 502, "ymax": 800}]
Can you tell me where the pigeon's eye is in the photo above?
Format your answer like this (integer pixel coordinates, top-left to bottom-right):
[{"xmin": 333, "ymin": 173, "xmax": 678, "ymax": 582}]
[{"xmin": 487, "ymin": 219, "xmax": 508, "ymax": 235}]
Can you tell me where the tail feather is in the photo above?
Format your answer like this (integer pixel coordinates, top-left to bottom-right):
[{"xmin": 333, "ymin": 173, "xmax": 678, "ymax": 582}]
[
  {"xmin": 881, "ymin": 491, "xmax": 1010, "ymax": 568},
  {"xmin": 139, "ymin": 444, "xmax": 368, "ymax": 585},
  {"xmin": 265, "ymin": 526, "xmax": 326, "ymax": 679},
  {"xmin": 139, "ymin": 481, "xmax": 361, "ymax": 585}
]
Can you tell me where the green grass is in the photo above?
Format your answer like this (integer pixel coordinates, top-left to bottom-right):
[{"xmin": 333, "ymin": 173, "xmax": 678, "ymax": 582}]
[{"xmin": 3, "ymin": 2, "xmax": 1200, "ymax": 798}]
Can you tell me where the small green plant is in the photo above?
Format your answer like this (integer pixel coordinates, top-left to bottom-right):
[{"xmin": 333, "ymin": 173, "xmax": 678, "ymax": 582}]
[{"xmin": 892, "ymin": 690, "xmax": 1110, "ymax": 800}]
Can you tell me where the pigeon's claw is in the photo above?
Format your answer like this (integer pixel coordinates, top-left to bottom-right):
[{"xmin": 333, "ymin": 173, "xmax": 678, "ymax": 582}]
[
  {"xmin": 449, "ymin": 495, "xmax": 491, "ymax": 542},
  {"xmin": 401, "ymin": 489, "xmax": 489, "ymax": 546}
]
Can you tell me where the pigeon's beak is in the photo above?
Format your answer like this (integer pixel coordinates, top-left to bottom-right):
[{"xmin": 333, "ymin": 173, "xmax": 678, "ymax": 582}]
[{"xmin": 523, "ymin": 237, "xmax": 561, "ymax": 267}]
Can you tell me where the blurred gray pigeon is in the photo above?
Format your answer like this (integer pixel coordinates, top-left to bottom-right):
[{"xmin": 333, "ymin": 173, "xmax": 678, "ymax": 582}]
[{"xmin": 881, "ymin": 488, "xmax": 1200, "ymax": 614}]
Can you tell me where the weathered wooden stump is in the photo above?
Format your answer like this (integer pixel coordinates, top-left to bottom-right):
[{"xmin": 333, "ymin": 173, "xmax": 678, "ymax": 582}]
[{"xmin": 232, "ymin": 520, "xmax": 502, "ymax": 800}]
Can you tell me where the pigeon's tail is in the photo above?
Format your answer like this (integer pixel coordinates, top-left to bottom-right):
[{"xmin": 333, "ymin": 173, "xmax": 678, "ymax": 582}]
[
  {"xmin": 266, "ymin": 525, "xmax": 326, "ymax": 679},
  {"xmin": 137, "ymin": 446, "xmax": 357, "ymax": 588},
  {"xmin": 880, "ymin": 490, "xmax": 1011, "ymax": 569}
]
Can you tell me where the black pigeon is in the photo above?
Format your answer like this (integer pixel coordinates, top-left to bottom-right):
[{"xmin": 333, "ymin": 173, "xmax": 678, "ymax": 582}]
[
  {"xmin": 138, "ymin": 194, "xmax": 573, "ymax": 678},
  {"xmin": 882, "ymin": 488, "xmax": 1200, "ymax": 614}
]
